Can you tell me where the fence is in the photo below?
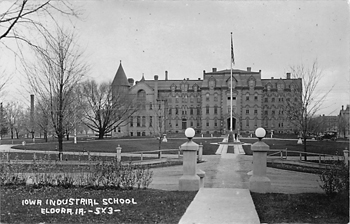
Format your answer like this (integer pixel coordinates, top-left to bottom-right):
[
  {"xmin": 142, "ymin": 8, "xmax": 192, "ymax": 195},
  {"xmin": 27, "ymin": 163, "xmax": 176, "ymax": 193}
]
[{"xmin": 267, "ymin": 149, "xmax": 346, "ymax": 164}]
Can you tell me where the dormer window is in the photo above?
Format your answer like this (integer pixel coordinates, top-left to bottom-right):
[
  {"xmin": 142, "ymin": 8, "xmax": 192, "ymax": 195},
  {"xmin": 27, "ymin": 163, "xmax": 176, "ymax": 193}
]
[{"xmin": 248, "ymin": 77, "xmax": 255, "ymax": 88}]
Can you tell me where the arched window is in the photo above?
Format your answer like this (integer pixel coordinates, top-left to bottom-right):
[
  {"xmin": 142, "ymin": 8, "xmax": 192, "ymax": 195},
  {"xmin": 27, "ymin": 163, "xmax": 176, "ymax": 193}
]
[{"xmin": 214, "ymin": 93, "xmax": 218, "ymax": 102}]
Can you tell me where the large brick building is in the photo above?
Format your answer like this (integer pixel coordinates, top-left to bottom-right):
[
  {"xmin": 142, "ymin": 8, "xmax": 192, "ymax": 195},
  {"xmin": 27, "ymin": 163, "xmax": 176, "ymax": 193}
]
[{"xmin": 112, "ymin": 62, "xmax": 302, "ymax": 137}]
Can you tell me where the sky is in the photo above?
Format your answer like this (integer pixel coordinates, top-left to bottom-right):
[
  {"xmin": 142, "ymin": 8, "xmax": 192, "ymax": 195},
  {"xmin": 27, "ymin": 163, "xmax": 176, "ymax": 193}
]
[{"xmin": 1, "ymin": 0, "xmax": 349, "ymax": 115}]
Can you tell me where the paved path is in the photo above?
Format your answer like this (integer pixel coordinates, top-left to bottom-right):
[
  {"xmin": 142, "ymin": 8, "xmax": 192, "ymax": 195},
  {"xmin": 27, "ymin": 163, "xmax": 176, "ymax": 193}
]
[{"xmin": 150, "ymin": 153, "xmax": 323, "ymax": 224}]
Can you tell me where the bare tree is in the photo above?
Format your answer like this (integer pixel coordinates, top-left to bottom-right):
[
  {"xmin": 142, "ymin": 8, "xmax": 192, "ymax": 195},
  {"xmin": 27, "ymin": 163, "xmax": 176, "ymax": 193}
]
[
  {"xmin": 285, "ymin": 60, "xmax": 333, "ymax": 160},
  {"xmin": 24, "ymin": 28, "xmax": 86, "ymax": 160},
  {"xmin": 4, "ymin": 102, "xmax": 23, "ymax": 139},
  {"xmin": 0, "ymin": 1, "xmax": 78, "ymax": 46},
  {"xmin": 78, "ymin": 80, "xmax": 138, "ymax": 139},
  {"xmin": 148, "ymin": 100, "xmax": 168, "ymax": 158}
]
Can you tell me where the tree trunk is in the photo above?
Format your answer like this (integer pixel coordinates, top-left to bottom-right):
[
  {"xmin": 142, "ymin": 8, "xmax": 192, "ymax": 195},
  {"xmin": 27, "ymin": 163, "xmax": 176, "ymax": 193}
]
[
  {"xmin": 158, "ymin": 137, "xmax": 162, "ymax": 158},
  {"xmin": 98, "ymin": 129, "xmax": 105, "ymax": 139},
  {"xmin": 58, "ymin": 134, "xmax": 63, "ymax": 161},
  {"xmin": 66, "ymin": 133, "xmax": 69, "ymax": 141},
  {"xmin": 44, "ymin": 131, "xmax": 48, "ymax": 142},
  {"xmin": 303, "ymin": 136, "xmax": 307, "ymax": 161}
]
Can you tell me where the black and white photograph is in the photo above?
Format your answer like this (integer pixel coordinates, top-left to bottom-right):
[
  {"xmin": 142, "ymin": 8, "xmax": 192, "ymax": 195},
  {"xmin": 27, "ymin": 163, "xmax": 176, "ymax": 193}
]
[{"xmin": 0, "ymin": 0, "xmax": 349, "ymax": 223}]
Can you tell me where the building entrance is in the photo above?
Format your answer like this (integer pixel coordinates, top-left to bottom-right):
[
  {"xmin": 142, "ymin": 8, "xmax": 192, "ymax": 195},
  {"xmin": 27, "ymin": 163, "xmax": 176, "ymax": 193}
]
[{"xmin": 227, "ymin": 117, "xmax": 236, "ymax": 131}]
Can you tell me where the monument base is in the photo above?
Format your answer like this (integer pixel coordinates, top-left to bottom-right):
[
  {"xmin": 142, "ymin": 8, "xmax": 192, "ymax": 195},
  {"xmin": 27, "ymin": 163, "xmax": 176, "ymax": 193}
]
[
  {"xmin": 249, "ymin": 176, "xmax": 271, "ymax": 193},
  {"xmin": 228, "ymin": 131, "xmax": 235, "ymax": 143},
  {"xmin": 179, "ymin": 175, "xmax": 200, "ymax": 191}
]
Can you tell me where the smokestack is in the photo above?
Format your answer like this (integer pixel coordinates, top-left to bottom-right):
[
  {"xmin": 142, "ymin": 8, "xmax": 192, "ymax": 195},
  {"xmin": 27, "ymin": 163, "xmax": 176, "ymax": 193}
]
[
  {"xmin": 30, "ymin": 94, "xmax": 34, "ymax": 137},
  {"xmin": 165, "ymin": 71, "xmax": 168, "ymax": 80},
  {"xmin": 127, "ymin": 78, "xmax": 134, "ymax": 86},
  {"xmin": 286, "ymin": 73, "xmax": 291, "ymax": 79}
]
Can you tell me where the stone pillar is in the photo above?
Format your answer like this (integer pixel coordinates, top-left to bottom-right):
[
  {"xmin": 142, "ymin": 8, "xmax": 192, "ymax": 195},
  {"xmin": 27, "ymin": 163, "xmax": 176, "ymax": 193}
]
[
  {"xmin": 116, "ymin": 145, "xmax": 122, "ymax": 163},
  {"xmin": 179, "ymin": 128, "xmax": 200, "ymax": 191},
  {"xmin": 343, "ymin": 149, "xmax": 349, "ymax": 166},
  {"xmin": 249, "ymin": 128, "xmax": 271, "ymax": 193},
  {"xmin": 198, "ymin": 143, "xmax": 203, "ymax": 162}
]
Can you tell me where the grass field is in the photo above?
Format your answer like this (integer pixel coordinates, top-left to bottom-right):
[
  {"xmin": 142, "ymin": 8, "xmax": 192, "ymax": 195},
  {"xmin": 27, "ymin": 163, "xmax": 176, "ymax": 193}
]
[
  {"xmin": 0, "ymin": 186, "xmax": 197, "ymax": 224},
  {"xmin": 251, "ymin": 192, "xmax": 349, "ymax": 223},
  {"xmin": 10, "ymin": 137, "xmax": 221, "ymax": 155},
  {"xmin": 241, "ymin": 138, "xmax": 349, "ymax": 156}
]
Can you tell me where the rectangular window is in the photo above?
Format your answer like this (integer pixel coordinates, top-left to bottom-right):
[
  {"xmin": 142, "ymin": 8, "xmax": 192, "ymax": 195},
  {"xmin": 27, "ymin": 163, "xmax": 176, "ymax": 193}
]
[
  {"xmin": 254, "ymin": 96, "xmax": 258, "ymax": 101},
  {"xmin": 190, "ymin": 108, "xmax": 193, "ymax": 115},
  {"xmin": 214, "ymin": 106, "xmax": 217, "ymax": 114},
  {"xmin": 206, "ymin": 106, "xmax": 209, "ymax": 114},
  {"xmin": 246, "ymin": 120, "xmax": 249, "ymax": 127},
  {"xmin": 149, "ymin": 103, "xmax": 153, "ymax": 110},
  {"xmin": 137, "ymin": 132, "xmax": 141, "ymax": 136},
  {"xmin": 272, "ymin": 110, "xmax": 275, "ymax": 115},
  {"xmin": 265, "ymin": 111, "xmax": 268, "ymax": 115},
  {"xmin": 118, "ymin": 127, "xmax": 121, "ymax": 133},
  {"xmin": 142, "ymin": 116, "xmax": 146, "ymax": 127},
  {"xmin": 254, "ymin": 110, "xmax": 257, "ymax": 115},
  {"xmin": 197, "ymin": 108, "xmax": 200, "ymax": 115},
  {"xmin": 149, "ymin": 116, "xmax": 153, "ymax": 127},
  {"xmin": 214, "ymin": 120, "xmax": 217, "ymax": 127},
  {"xmin": 130, "ymin": 132, "xmax": 133, "ymax": 136},
  {"xmin": 190, "ymin": 121, "xmax": 194, "ymax": 126},
  {"xmin": 206, "ymin": 121, "xmax": 209, "ymax": 126},
  {"xmin": 137, "ymin": 116, "xmax": 141, "ymax": 127},
  {"xmin": 246, "ymin": 96, "xmax": 249, "ymax": 101},
  {"xmin": 246, "ymin": 109, "xmax": 249, "ymax": 114},
  {"xmin": 130, "ymin": 117, "xmax": 133, "ymax": 127},
  {"xmin": 169, "ymin": 108, "xmax": 172, "ymax": 115},
  {"xmin": 272, "ymin": 98, "xmax": 275, "ymax": 102},
  {"xmin": 265, "ymin": 98, "xmax": 268, "ymax": 102},
  {"xmin": 159, "ymin": 103, "xmax": 161, "ymax": 110}
]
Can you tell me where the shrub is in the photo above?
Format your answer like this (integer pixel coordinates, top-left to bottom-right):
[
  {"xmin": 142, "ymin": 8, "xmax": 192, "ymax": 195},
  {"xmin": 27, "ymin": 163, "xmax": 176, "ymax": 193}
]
[{"xmin": 319, "ymin": 162, "xmax": 349, "ymax": 197}]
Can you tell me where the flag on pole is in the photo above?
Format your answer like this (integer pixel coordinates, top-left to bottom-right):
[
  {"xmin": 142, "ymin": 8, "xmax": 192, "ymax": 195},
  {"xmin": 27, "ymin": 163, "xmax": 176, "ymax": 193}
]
[{"xmin": 231, "ymin": 32, "xmax": 235, "ymax": 65}]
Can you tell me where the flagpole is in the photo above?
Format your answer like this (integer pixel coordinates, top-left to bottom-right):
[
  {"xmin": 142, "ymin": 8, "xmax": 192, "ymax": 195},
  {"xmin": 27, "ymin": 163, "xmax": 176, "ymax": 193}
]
[{"xmin": 230, "ymin": 32, "xmax": 233, "ymax": 134}]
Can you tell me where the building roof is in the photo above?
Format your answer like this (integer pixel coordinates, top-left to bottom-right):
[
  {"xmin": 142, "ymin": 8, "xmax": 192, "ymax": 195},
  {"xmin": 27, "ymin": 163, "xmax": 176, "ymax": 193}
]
[{"xmin": 112, "ymin": 62, "xmax": 130, "ymax": 87}]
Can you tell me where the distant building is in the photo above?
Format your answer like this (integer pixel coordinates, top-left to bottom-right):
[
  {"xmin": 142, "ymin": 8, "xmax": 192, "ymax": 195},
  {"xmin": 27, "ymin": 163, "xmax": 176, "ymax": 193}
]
[
  {"xmin": 312, "ymin": 115, "xmax": 338, "ymax": 133},
  {"xmin": 111, "ymin": 62, "xmax": 302, "ymax": 137},
  {"xmin": 338, "ymin": 105, "xmax": 350, "ymax": 138}
]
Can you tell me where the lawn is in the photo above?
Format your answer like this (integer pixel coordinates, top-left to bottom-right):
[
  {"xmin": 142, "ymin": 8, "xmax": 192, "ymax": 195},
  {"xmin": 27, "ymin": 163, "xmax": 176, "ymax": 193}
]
[
  {"xmin": 251, "ymin": 192, "xmax": 349, "ymax": 223},
  {"xmin": 241, "ymin": 138, "xmax": 348, "ymax": 156},
  {"xmin": 10, "ymin": 137, "xmax": 221, "ymax": 155},
  {"xmin": 0, "ymin": 185, "xmax": 197, "ymax": 224}
]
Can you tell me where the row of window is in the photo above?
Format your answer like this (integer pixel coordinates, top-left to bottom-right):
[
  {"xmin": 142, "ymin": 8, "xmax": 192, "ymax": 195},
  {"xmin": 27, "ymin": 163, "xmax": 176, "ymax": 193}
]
[
  {"xmin": 130, "ymin": 116, "xmax": 162, "ymax": 127},
  {"xmin": 264, "ymin": 97, "xmax": 298, "ymax": 102},
  {"xmin": 264, "ymin": 110, "xmax": 284, "ymax": 115}
]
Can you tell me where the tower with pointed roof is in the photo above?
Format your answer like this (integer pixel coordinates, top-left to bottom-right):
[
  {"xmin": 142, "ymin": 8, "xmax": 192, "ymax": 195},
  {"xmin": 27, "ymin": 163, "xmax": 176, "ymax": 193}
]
[{"xmin": 112, "ymin": 61, "xmax": 130, "ymax": 98}]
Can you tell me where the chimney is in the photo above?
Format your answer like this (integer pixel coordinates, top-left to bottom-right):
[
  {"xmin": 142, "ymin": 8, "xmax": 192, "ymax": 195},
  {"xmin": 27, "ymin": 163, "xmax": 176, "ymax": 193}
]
[
  {"xmin": 187, "ymin": 78, "xmax": 189, "ymax": 80},
  {"xmin": 198, "ymin": 78, "xmax": 201, "ymax": 80},
  {"xmin": 286, "ymin": 73, "xmax": 291, "ymax": 79},
  {"xmin": 247, "ymin": 67, "xmax": 251, "ymax": 72},
  {"xmin": 127, "ymin": 78, "xmax": 134, "ymax": 86},
  {"xmin": 154, "ymin": 75, "xmax": 158, "ymax": 80},
  {"xmin": 342, "ymin": 105, "xmax": 344, "ymax": 110},
  {"xmin": 212, "ymin": 68, "xmax": 217, "ymax": 72},
  {"xmin": 165, "ymin": 71, "xmax": 168, "ymax": 80},
  {"xmin": 271, "ymin": 77, "xmax": 274, "ymax": 79},
  {"xmin": 203, "ymin": 70, "xmax": 206, "ymax": 74}
]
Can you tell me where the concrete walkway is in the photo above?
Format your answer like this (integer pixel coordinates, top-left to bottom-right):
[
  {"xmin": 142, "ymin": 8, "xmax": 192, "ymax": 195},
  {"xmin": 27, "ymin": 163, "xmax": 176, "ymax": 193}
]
[{"xmin": 149, "ymin": 153, "xmax": 323, "ymax": 224}]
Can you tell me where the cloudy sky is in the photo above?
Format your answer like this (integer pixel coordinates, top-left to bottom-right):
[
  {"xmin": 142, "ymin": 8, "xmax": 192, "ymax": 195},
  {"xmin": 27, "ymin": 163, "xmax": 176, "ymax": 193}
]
[{"xmin": 1, "ymin": 0, "xmax": 349, "ymax": 115}]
